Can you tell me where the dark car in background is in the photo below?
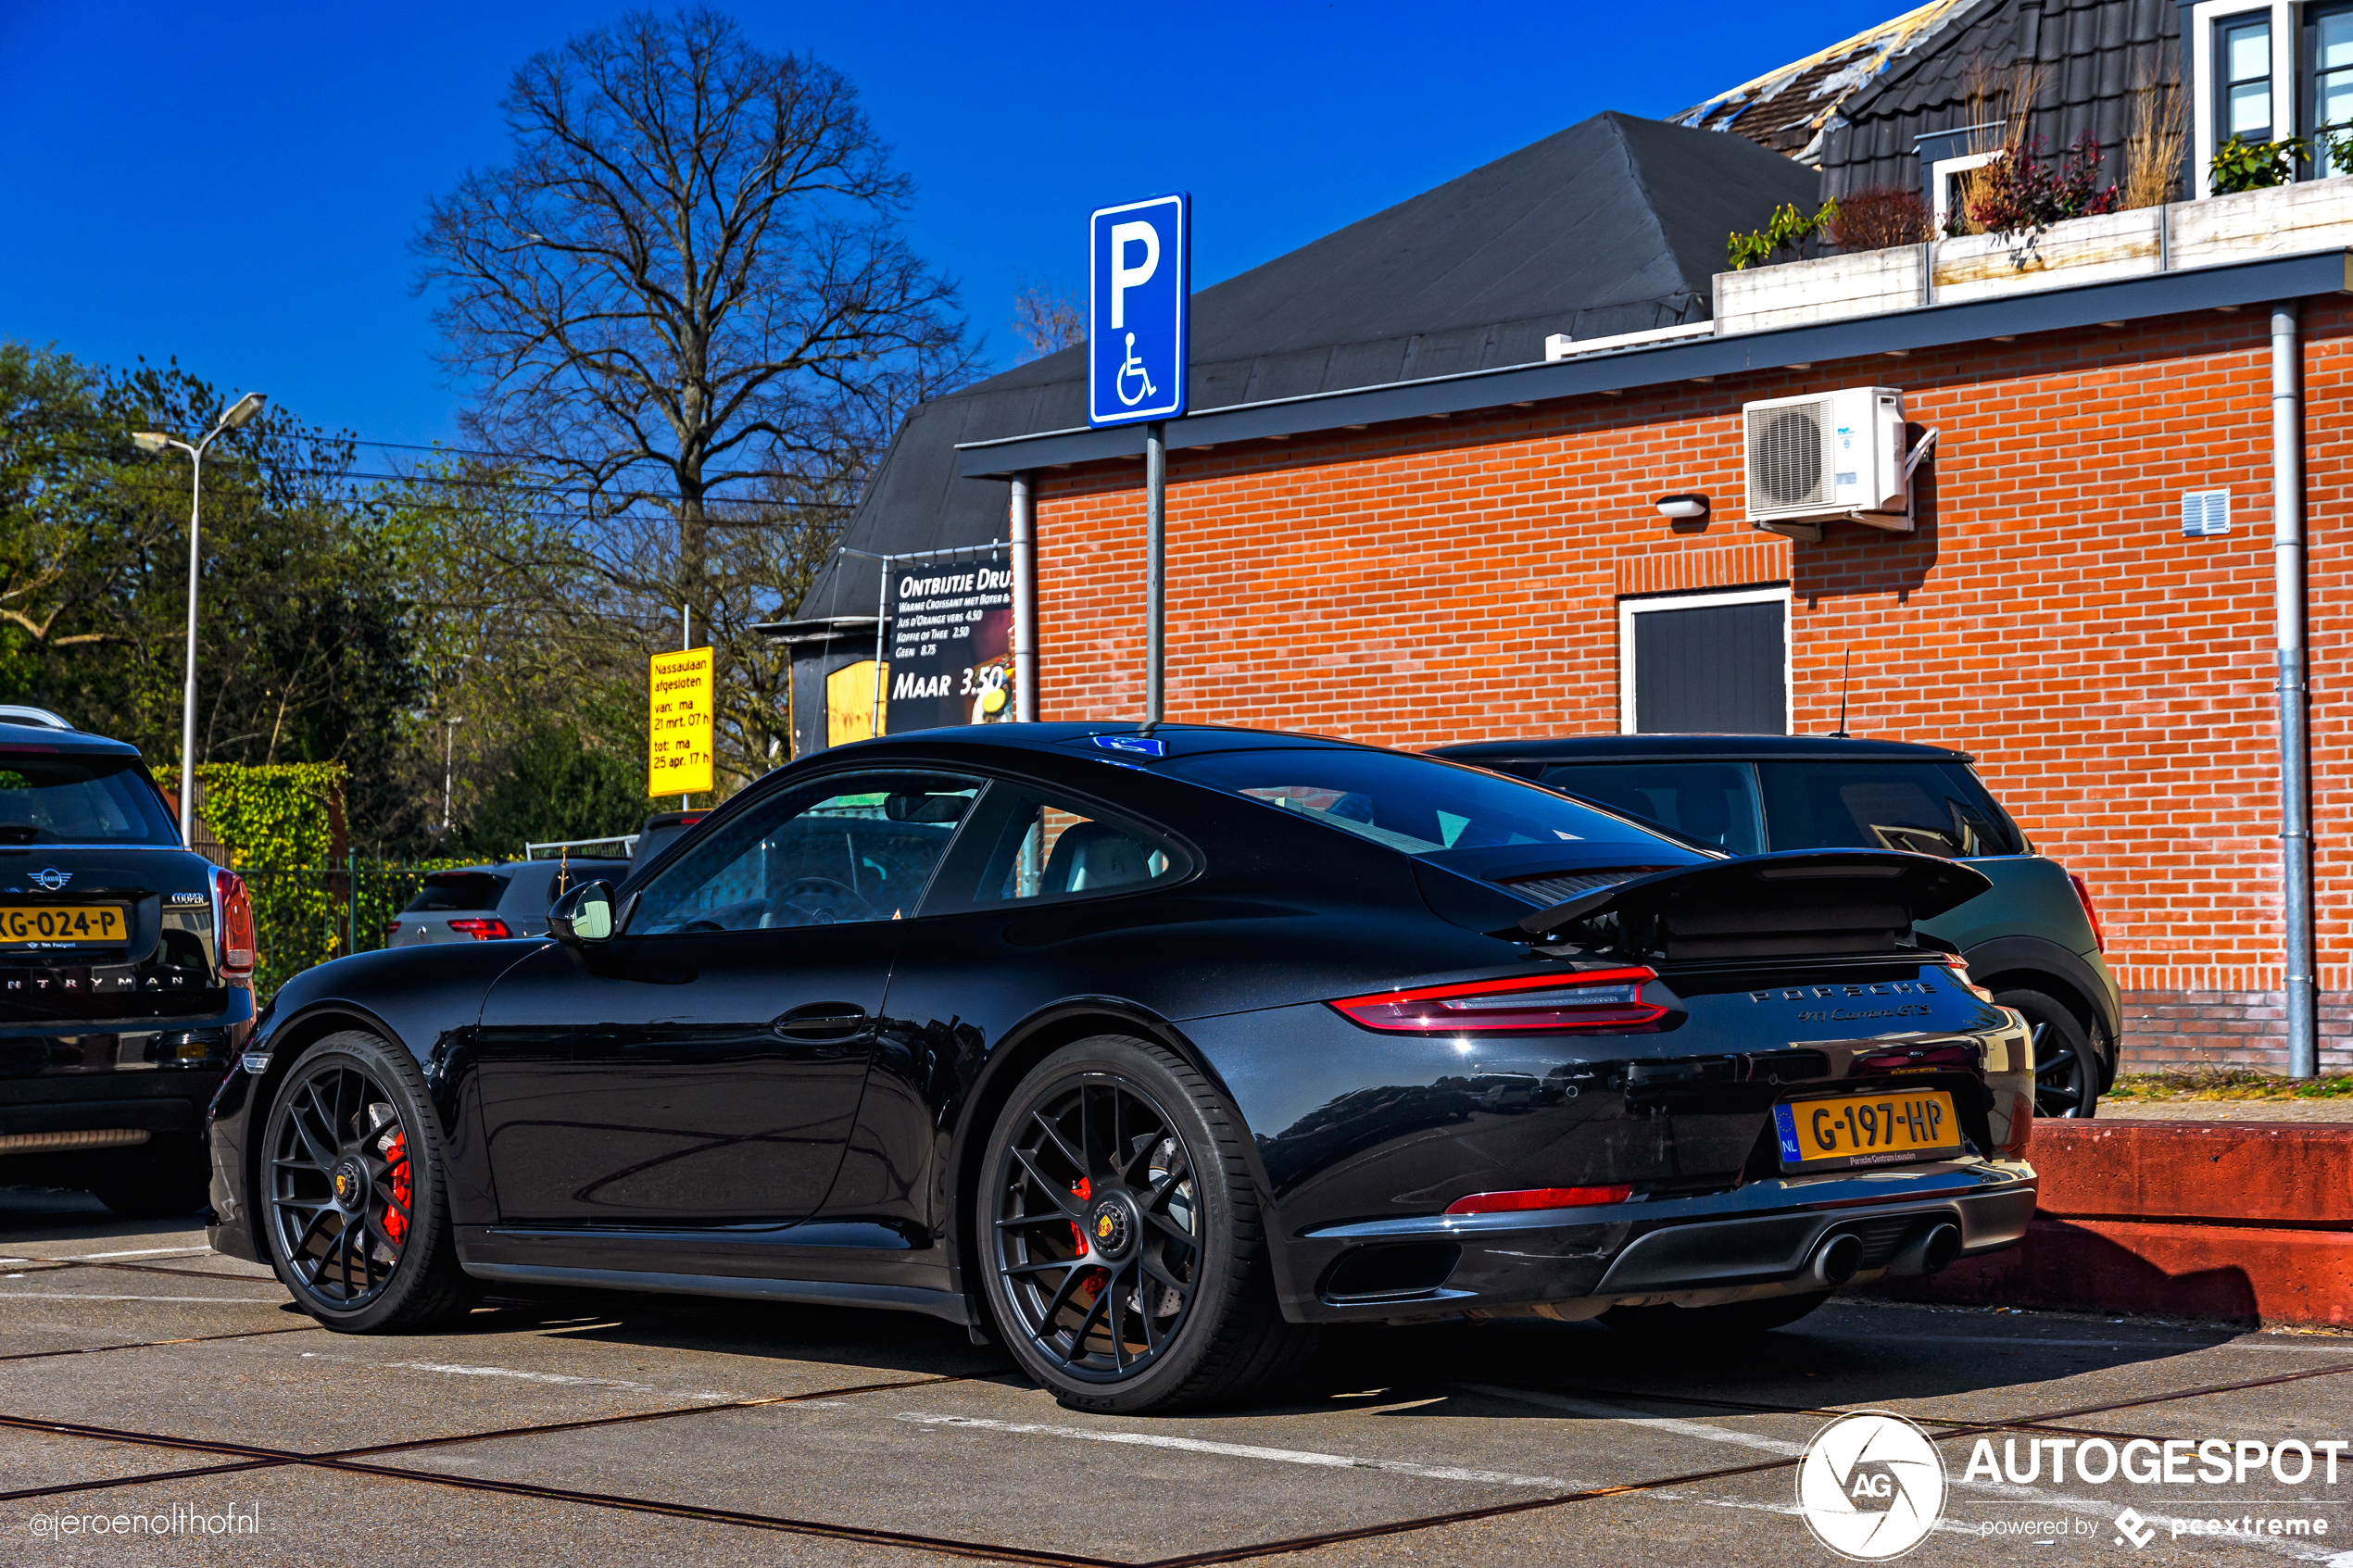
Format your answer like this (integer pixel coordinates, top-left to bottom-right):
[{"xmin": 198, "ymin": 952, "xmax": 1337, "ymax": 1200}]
[
  {"xmin": 384, "ymin": 859, "xmax": 629, "ymax": 947},
  {"xmin": 209, "ymin": 724, "xmax": 2036, "ymax": 1413},
  {"xmin": 1433, "ymin": 734, "xmax": 2118, "ymax": 1118},
  {"xmin": 0, "ymin": 722, "xmax": 257, "ymax": 1215}
]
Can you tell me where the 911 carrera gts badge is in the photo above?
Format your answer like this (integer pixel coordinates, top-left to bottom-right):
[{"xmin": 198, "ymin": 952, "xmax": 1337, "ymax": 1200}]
[{"xmin": 29, "ymin": 869, "xmax": 69, "ymax": 891}]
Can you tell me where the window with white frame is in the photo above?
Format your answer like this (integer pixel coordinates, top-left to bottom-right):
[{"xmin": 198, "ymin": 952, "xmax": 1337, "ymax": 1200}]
[
  {"xmin": 2185, "ymin": 2, "xmax": 2353, "ymax": 194},
  {"xmin": 2314, "ymin": 3, "xmax": 2353, "ymax": 171},
  {"xmin": 1617, "ymin": 587, "xmax": 1791, "ymax": 736},
  {"xmin": 1930, "ymin": 150, "xmax": 1997, "ymax": 231}
]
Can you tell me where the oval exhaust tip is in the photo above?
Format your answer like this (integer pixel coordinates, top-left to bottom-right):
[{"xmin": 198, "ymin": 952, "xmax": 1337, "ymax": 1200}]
[
  {"xmin": 1811, "ymin": 1232, "xmax": 1865, "ymax": 1287},
  {"xmin": 1919, "ymin": 1221, "xmax": 1963, "ymax": 1274}
]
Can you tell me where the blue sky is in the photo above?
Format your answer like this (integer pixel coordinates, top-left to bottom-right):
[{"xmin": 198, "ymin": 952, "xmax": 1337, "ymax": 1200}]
[{"xmin": 0, "ymin": 1, "xmax": 1895, "ymax": 447}]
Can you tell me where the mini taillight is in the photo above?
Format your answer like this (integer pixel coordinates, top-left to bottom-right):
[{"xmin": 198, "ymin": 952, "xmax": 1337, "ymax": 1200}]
[
  {"xmin": 1327, "ymin": 968, "xmax": 1664, "ymax": 1034},
  {"xmin": 2068, "ymin": 872, "xmax": 2106, "ymax": 953},
  {"xmin": 446, "ymin": 918, "xmax": 512, "ymax": 941},
  {"xmin": 1942, "ymin": 954, "xmax": 1995, "ymax": 1002},
  {"xmin": 211, "ymin": 868, "xmax": 254, "ymax": 981},
  {"xmin": 1445, "ymin": 1185, "xmax": 1633, "ymax": 1215}
]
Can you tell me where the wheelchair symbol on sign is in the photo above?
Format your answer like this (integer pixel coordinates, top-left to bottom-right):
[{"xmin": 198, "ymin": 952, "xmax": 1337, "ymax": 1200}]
[{"xmin": 1115, "ymin": 332, "xmax": 1157, "ymax": 408}]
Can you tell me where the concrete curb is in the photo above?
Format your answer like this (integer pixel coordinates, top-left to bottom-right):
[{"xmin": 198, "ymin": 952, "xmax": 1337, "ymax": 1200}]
[{"xmin": 1872, "ymin": 1121, "xmax": 2353, "ymax": 1326}]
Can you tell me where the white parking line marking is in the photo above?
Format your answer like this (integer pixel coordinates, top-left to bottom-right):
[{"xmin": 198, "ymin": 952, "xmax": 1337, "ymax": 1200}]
[
  {"xmin": 1453, "ymin": 1384, "xmax": 1805, "ymax": 1454},
  {"xmin": 0, "ymin": 1292, "xmax": 272, "ymax": 1303},
  {"xmin": 70, "ymin": 1247, "xmax": 214, "ymax": 1261},
  {"xmin": 893, "ymin": 1411, "xmax": 1579, "ymax": 1488},
  {"xmin": 289, "ymin": 1351, "xmax": 736, "ymax": 1401},
  {"xmin": 1837, "ymin": 1331, "xmax": 2353, "ymax": 1355}
]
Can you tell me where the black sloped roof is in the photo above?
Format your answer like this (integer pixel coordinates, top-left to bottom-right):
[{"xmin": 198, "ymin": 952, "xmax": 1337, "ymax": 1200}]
[
  {"xmin": 798, "ymin": 111, "xmax": 1818, "ymax": 618},
  {"xmin": 1817, "ymin": 0, "xmax": 2181, "ymax": 199}
]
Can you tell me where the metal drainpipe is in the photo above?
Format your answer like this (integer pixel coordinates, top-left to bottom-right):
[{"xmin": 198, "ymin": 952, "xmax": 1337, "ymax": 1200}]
[
  {"xmin": 1010, "ymin": 472, "xmax": 1038, "ymax": 722},
  {"xmin": 2273, "ymin": 302, "xmax": 2318, "ymax": 1077}
]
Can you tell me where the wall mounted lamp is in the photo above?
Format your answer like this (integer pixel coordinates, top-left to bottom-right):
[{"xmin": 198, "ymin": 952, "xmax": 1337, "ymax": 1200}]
[{"xmin": 1655, "ymin": 494, "xmax": 1709, "ymax": 521}]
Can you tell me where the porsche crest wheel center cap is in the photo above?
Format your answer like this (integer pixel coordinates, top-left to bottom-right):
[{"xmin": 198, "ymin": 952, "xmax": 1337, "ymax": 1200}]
[
  {"xmin": 1088, "ymin": 1196, "xmax": 1135, "ymax": 1261},
  {"xmin": 331, "ymin": 1159, "xmax": 368, "ymax": 1210}
]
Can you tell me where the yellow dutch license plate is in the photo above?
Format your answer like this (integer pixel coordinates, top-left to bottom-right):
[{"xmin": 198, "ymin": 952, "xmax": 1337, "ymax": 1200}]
[
  {"xmin": 0, "ymin": 905, "xmax": 127, "ymax": 946},
  {"xmin": 1774, "ymin": 1090, "xmax": 1961, "ymax": 1171}
]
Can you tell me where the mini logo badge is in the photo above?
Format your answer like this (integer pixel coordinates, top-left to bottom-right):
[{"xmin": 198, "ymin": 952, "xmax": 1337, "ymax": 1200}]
[
  {"xmin": 30, "ymin": 868, "xmax": 70, "ymax": 891},
  {"xmin": 1796, "ymin": 1411, "xmax": 1946, "ymax": 1560}
]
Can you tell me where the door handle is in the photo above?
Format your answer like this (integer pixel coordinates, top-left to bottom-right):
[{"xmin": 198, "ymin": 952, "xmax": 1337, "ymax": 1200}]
[{"xmin": 772, "ymin": 1002, "xmax": 869, "ymax": 1040}]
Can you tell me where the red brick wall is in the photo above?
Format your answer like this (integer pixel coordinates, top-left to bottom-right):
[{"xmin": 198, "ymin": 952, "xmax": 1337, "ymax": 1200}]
[{"xmin": 1030, "ymin": 306, "xmax": 2352, "ymax": 1072}]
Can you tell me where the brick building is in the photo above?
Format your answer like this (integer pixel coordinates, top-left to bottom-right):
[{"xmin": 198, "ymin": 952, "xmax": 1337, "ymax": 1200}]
[
  {"xmin": 959, "ymin": 272, "xmax": 2349, "ymax": 1073},
  {"xmin": 789, "ymin": 7, "xmax": 2353, "ymax": 1075}
]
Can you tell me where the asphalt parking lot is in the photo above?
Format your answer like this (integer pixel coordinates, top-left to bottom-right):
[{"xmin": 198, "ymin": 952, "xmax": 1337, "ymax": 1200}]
[{"xmin": 7, "ymin": 1186, "xmax": 2353, "ymax": 1567}]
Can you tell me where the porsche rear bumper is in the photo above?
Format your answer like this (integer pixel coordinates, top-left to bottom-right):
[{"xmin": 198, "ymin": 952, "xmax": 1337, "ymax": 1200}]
[{"xmin": 1283, "ymin": 1156, "xmax": 2036, "ymax": 1323}]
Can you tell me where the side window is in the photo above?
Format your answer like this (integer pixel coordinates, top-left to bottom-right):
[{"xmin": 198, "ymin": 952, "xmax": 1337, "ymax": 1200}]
[
  {"xmin": 630, "ymin": 771, "xmax": 981, "ymax": 934},
  {"xmin": 1755, "ymin": 762, "xmax": 2023, "ymax": 859},
  {"xmin": 959, "ymin": 787, "xmax": 1186, "ymax": 907},
  {"xmin": 1534, "ymin": 761, "xmax": 1765, "ymax": 855}
]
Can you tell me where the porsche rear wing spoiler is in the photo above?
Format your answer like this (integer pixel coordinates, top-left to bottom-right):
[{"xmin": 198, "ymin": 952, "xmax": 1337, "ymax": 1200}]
[{"xmin": 1516, "ymin": 849, "xmax": 1993, "ymax": 962}]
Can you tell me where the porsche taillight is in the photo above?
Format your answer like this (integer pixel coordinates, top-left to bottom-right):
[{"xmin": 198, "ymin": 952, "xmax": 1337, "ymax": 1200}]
[
  {"xmin": 1327, "ymin": 968, "xmax": 1664, "ymax": 1034},
  {"xmin": 211, "ymin": 867, "xmax": 254, "ymax": 983}
]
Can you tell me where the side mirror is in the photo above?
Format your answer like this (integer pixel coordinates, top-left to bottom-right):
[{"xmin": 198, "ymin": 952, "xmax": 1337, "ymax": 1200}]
[{"xmin": 547, "ymin": 880, "xmax": 616, "ymax": 945}]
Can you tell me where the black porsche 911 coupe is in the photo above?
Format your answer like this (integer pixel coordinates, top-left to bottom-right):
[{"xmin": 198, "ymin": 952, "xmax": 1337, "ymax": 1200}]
[{"xmin": 208, "ymin": 723, "xmax": 2038, "ymax": 1412}]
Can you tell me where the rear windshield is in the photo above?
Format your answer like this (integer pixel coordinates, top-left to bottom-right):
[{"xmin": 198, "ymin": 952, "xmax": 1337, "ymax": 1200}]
[
  {"xmin": 404, "ymin": 872, "xmax": 510, "ymax": 913},
  {"xmin": 0, "ymin": 754, "xmax": 177, "ymax": 846},
  {"xmin": 1162, "ymin": 748, "xmax": 1670, "ymax": 855},
  {"xmin": 1757, "ymin": 761, "xmax": 2024, "ymax": 858}
]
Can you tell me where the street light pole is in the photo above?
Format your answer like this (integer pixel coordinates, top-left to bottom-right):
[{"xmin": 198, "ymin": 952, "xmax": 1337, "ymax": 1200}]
[
  {"xmin": 134, "ymin": 392, "xmax": 267, "ymax": 847},
  {"xmin": 443, "ymin": 715, "xmax": 465, "ymax": 833}
]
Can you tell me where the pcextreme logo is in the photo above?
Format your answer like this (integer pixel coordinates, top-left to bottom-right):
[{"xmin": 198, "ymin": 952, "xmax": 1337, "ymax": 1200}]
[{"xmin": 1797, "ymin": 1411, "xmax": 1948, "ymax": 1560}]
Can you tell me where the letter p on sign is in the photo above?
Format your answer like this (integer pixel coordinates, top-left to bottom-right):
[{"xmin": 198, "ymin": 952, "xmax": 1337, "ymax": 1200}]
[
  {"xmin": 1108, "ymin": 221, "xmax": 1159, "ymax": 329},
  {"xmin": 1088, "ymin": 193, "xmax": 1189, "ymax": 427}
]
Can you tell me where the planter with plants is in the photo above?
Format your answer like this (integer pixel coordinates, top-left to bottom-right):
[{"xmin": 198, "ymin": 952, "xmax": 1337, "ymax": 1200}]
[{"xmin": 1716, "ymin": 129, "xmax": 2353, "ymax": 335}]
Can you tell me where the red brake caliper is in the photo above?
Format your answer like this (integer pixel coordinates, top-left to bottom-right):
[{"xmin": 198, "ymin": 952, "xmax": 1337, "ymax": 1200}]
[
  {"xmin": 1070, "ymin": 1176, "xmax": 1101, "ymax": 1300},
  {"xmin": 382, "ymin": 1130, "xmax": 411, "ymax": 1246}
]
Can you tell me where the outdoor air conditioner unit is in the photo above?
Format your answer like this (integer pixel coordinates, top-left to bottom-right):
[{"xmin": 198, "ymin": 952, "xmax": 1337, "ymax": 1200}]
[{"xmin": 1743, "ymin": 385, "xmax": 1913, "ymax": 541}]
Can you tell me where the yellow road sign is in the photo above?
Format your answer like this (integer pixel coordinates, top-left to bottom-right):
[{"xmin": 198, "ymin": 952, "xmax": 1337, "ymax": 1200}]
[{"xmin": 649, "ymin": 647, "xmax": 714, "ymax": 797}]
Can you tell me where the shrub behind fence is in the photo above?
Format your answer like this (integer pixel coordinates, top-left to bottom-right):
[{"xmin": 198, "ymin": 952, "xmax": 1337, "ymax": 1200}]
[{"xmin": 235, "ymin": 859, "xmax": 468, "ymax": 998}]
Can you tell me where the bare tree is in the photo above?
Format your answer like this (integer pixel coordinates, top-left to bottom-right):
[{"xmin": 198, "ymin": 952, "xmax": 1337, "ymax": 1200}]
[
  {"xmin": 1011, "ymin": 279, "xmax": 1087, "ymax": 361},
  {"xmin": 414, "ymin": 6, "xmax": 972, "ymax": 634}
]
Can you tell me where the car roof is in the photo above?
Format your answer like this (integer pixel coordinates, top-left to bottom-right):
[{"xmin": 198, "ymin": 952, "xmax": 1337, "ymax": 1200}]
[
  {"xmin": 429, "ymin": 859, "xmax": 631, "ymax": 877},
  {"xmin": 1431, "ymin": 733, "xmax": 1974, "ymax": 765},
  {"xmin": 816, "ymin": 721, "xmax": 1401, "ymax": 764},
  {"xmin": 0, "ymin": 721, "xmax": 142, "ymax": 758}
]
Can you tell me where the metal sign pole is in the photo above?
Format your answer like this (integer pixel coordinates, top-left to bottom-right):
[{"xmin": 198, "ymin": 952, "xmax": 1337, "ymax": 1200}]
[
  {"xmin": 872, "ymin": 553, "xmax": 892, "ymax": 741},
  {"xmin": 1145, "ymin": 422, "xmax": 1165, "ymax": 729}
]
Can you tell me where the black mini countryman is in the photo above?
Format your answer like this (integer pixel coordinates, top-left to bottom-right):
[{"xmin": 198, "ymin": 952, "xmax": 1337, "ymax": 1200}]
[
  {"xmin": 0, "ymin": 721, "xmax": 258, "ymax": 1214},
  {"xmin": 208, "ymin": 724, "xmax": 2036, "ymax": 1412}
]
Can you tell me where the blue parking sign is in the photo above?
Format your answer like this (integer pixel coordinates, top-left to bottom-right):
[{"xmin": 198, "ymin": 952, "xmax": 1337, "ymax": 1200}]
[{"xmin": 1088, "ymin": 194, "xmax": 1189, "ymax": 427}]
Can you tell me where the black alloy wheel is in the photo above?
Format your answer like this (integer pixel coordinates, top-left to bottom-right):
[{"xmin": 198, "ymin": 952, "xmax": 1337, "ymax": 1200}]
[
  {"xmin": 978, "ymin": 1036, "xmax": 1315, "ymax": 1413},
  {"xmin": 1998, "ymin": 987, "xmax": 2099, "ymax": 1119},
  {"xmin": 260, "ymin": 1031, "xmax": 480, "ymax": 1332}
]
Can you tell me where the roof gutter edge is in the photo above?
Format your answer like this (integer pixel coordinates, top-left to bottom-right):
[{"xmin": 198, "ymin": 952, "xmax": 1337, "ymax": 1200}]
[{"xmin": 955, "ymin": 249, "xmax": 2353, "ymax": 479}]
